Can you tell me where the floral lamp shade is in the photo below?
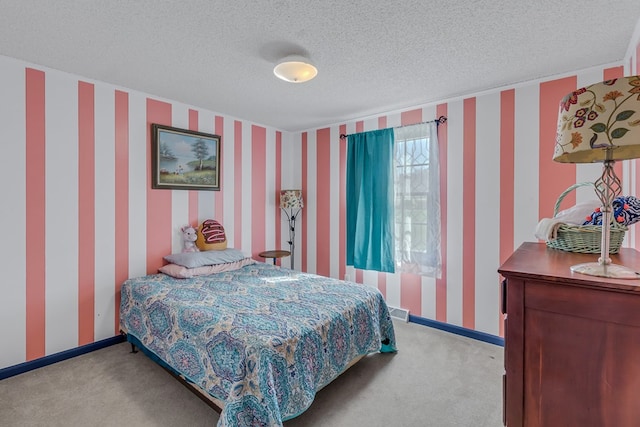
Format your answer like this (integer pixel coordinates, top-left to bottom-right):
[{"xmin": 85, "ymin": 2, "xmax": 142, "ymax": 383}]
[
  {"xmin": 280, "ymin": 189, "xmax": 304, "ymax": 209},
  {"xmin": 554, "ymin": 76, "xmax": 640, "ymax": 163}
]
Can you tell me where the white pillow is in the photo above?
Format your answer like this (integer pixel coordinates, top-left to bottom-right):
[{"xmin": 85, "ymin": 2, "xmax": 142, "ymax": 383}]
[{"xmin": 163, "ymin": 248, "xmax": 246, "ymax": 268}]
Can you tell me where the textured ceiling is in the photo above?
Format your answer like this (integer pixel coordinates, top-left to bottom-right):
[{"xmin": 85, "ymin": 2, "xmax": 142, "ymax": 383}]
[{"xmin": 1, "ymin": 1, "xmax": 639, "ymax": 131}]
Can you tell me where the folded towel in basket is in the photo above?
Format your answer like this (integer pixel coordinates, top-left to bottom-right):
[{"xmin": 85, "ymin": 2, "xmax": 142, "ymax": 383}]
[
  {"xmin": 535, "ymin": 199, "xmax": 600, "ymax": 241},
  {"xmin": 535, "ymin": 218, "xmax": 565, "ymax": 241}
]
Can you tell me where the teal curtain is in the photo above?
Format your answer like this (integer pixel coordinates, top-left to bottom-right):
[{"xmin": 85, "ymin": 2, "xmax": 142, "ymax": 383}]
[{"xmin": 346, "ymin": 128, "xmax": 395, "ymax": 273}]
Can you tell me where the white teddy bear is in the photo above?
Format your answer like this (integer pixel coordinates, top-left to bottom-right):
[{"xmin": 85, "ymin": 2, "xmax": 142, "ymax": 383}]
[{"xmin": 181, "ymin": 225, "xmax": 200, "ymax": 253}]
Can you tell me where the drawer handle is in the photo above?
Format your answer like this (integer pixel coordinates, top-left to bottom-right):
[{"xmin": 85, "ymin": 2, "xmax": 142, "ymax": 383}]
[{"xmin": 501, "ymin": 279, "xmax": 507, "ymax": 314}]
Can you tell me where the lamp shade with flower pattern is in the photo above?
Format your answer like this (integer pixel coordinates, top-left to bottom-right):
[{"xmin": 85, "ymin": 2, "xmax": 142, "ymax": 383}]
[
  {"xmin": 280, "ymin": 190, "xmax": 304, "ymax": 209},
  {"xmin": 554, "ymin": 76, "xmax": 640, "ymax": 163},
  {"xmin": 553, "ymin": 76, "xmax": 640, "ymax": 278}
]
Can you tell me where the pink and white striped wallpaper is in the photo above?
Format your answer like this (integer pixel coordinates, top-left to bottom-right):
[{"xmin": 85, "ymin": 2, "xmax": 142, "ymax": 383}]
[
  {"xmin": 290, "ymin": 32, "xmax": 640, "ymax": 338},
  {"xmin": 1, "ymin": 26, "xmax": 639, "ymax": 371},
  {"xmin": 0, "ymin": 56, "xmax": 286, "ymax": 369}
]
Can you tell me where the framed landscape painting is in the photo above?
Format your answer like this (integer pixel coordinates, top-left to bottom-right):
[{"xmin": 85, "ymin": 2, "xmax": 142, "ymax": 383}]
[{"xmin": 151, "ymin": 124, "xmax": 221, "ymax": 191}]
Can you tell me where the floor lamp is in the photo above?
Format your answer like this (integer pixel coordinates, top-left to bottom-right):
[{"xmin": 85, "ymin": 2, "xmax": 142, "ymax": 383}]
[
  {"xmin": 553, "ymin": 76, "xmax": 640, "ymax": 279},
  {"xmin": 280, "ymin": 189, "xmax": 304, "ymax": 270}
]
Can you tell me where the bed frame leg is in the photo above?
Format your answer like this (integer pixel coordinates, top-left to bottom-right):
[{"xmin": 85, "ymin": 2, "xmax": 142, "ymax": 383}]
[{"xmin": 130, "ymin": 343, "xmax": 138, "ymax": 353}]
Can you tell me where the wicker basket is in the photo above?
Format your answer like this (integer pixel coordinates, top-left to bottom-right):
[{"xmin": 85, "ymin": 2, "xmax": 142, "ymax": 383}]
[{"xmin": 546, "ymin": 182, "xmax": 627, "ymax": 254}]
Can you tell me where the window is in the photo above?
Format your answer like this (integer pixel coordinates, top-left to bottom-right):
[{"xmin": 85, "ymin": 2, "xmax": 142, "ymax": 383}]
[{"xmin": 394, "ymin": 123, "xmax": 441, "ymax": 277}]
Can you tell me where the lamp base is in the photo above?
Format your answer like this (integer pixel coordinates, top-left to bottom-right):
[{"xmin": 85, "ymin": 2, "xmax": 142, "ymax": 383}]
[{"xmin": 570, "ymin": 262, "xmax": 638, "ymax": 279}]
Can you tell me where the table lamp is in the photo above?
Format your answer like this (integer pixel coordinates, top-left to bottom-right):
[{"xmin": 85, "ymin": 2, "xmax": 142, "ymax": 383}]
[
  {"xmin": 554, "ymin": 76, "xmax": 640, "ymax": 278},
  {"xmin": 280, "ymin": 189, "xmax": 303, "ymax": 270}
]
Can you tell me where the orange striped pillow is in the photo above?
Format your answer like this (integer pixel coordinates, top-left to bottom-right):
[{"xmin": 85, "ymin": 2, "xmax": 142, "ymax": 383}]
[{"xmin": 195, "ymin": 219, "xmax": 227, "ymax": 251}]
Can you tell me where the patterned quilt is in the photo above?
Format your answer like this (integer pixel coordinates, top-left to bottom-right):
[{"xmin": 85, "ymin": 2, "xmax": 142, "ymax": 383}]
[{"xmin": 119, "ymin": 262, "xmax": 397, "ymax": 427}]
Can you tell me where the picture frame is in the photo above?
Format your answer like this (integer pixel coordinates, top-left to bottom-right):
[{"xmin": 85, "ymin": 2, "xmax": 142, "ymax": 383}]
[{"xmin": 151, "ymin": 124, "xmax": 221, "ymax": 191}]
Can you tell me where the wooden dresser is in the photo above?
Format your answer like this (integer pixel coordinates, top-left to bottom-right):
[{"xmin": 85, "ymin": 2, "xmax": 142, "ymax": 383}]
[{"xmin": 498, "ymin": 242, "xmax": 640, "ymax": 427}]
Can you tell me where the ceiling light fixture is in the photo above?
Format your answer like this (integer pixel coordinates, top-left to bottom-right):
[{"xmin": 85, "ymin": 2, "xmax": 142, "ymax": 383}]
[{"xmin": 273, "ymin": 55, "xmax": 317, "ymax": 83}]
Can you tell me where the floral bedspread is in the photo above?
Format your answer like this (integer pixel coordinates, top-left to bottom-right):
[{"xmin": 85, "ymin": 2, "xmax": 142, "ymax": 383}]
[{"xmin": 119, "ymin": 263, "xmax": 397, "ymax": 427}]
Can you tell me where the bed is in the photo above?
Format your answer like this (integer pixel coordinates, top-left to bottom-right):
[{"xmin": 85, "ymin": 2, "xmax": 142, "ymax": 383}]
[{"xmin": 119, "ymin": 254, "xmax": 397, "ymax": 427}]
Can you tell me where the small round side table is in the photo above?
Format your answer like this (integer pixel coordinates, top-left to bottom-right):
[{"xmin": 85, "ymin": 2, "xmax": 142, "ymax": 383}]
[{"xmin": 258, "ymin": 250, "xmax": 291, "ymax": 265}]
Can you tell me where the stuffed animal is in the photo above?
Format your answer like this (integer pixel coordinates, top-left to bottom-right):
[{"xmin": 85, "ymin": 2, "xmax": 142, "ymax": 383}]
[{"xmin": 181, "ymin": 225, "xmax": 200, "ymax": 253}]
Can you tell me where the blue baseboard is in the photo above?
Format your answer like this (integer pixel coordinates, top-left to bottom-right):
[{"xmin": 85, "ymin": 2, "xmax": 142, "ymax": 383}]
[
  {"xmin": 408, "ymin": 314, "xmax": 505, "ymax": 347},
  {"xmin": 0, "ymin": 335, "xmax": 125, "ymax": 381},
  {"xmin": 1, "ymin": 319, "xmax": 501, "ymax": 380}
]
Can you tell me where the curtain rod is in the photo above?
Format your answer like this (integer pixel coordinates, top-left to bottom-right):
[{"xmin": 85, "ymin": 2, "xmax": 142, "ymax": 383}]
[{"xmin": 339, "ymin": 115, "xmax": 447, "ymax": 140}]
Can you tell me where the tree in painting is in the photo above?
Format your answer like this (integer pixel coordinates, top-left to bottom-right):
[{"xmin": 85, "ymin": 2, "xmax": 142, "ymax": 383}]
[{"xmin": 191, "ymin": 138, "xmax": 209, "ymax": 170}]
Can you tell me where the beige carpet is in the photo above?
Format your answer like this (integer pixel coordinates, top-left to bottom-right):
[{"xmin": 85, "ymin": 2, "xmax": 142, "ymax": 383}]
[{"xmin": 0, "ymin": 321, "xmax": 503, "ymax": 426}]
